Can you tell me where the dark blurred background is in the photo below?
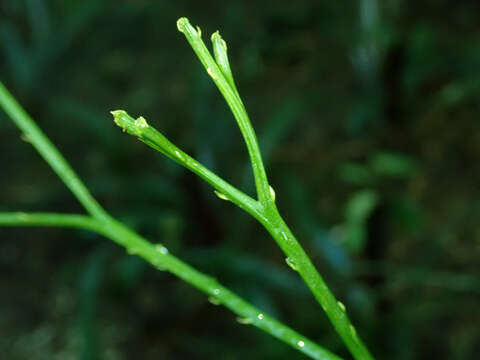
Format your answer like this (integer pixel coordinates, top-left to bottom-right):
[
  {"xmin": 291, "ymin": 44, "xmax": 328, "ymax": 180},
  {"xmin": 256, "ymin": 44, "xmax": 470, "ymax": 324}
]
[{"xmin": 1, "ymin": 1, "xmax": 479, "ymax": 359}]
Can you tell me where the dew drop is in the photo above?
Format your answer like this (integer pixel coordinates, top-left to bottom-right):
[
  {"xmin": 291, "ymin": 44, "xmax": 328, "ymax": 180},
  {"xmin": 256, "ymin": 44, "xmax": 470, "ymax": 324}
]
[
  {"xmin": 236, "ymin": 317, "xmax": 252, "ymax": 325},
  {"xmin": 257, "ymin": 313, "xmax": 264, "ymax": 320},
  {"xmin": 155, "ymin": 244, "xmax": 168, "ymax": 254},
  {"xmin": 281, "ymin": 232, "xmax": 288, "ymax": 241},
  {"xmin": 212, "ymin": 288, "xmax": 220, "ymax": 295},
  {"xmin": 285, "ymin": 257, "xmax": 298, "ymax": 271},
  {"xmin": 297, "ymin": 340, "xmax": 305, "ymax": 348},
  {"xmin": 208, "ymin": 296, "xmax": 220, "ymax": 305},
  {"xmin": 337, "ymin": 301, "xmax": 346, "ymax": 312}
]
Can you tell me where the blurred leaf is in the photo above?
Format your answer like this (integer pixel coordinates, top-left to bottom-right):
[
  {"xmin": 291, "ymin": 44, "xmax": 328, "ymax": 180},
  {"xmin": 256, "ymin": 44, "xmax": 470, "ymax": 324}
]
[
  {"xmin": 344, "ymin": 222, "xmax": 367, "ymax": 254},
  {"xmin": 338, "ymin": 162, "xmax": 373, "ymax": 185},
  {"xmin": 369, "ymin": 152, "xmax": 416, "ymax": 178},
  {"xmin": 345, "ymin": 189, "xmax": 378, "ymax": 222},
  {"xmin": 344, "ymin": 189, "xmax": 379, "ymax": 253}
]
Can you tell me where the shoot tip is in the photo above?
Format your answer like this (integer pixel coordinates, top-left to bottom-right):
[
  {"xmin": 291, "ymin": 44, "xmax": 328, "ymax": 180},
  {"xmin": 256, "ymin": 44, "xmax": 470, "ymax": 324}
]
[{"xmin": 176, "ymin": 17, "xmax": 190, "ymax": 33}]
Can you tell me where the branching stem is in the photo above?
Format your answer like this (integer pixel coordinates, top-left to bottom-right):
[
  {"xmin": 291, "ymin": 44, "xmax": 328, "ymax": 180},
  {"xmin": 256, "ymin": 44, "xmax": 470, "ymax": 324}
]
[
  {"xmin": 0, "ymin": 81, "xmax": 342, "ymax": 359},
  {"xmin": 0, "ymin": 83, "xmax": 110, "ymax": 221},
  {"xmin": 0, "ymin": 212, "xmax": 342, "ymax": 360},
  {"xmin": 0, "ymin": 17, "xmax": 375, "ymax": 360},
  {"xmin": 173, "ymin": 18, "xmax": 374, "ymax": 360}
]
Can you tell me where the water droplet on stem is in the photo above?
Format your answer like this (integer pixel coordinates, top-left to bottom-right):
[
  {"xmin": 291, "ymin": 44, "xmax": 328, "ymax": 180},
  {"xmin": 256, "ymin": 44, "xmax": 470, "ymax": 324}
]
[{"xmin": 155, "ymin": 244, "xmax": 168, "ymax": 254}]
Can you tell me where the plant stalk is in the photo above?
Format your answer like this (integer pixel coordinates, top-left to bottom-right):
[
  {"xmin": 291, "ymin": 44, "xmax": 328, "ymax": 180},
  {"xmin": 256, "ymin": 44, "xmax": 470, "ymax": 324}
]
[
  {"xmin": 0, "ymin": 82, "xmax": 110, "ymax": 221},
  {"xmin": 0, "ymin": 211, "xmax": 342, "ymax": 360}
]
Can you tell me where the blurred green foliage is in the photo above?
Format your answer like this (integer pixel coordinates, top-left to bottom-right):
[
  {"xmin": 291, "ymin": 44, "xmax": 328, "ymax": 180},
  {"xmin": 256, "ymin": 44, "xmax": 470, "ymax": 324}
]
[{"xmin": 1, "ymin": 1, "xmax": 479, "ymax": 359}]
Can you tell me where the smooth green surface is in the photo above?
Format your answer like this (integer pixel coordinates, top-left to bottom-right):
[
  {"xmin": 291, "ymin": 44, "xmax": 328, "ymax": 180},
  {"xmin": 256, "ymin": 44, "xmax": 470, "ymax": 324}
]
[
  {"xmin": 0, "ymin": 81, "xmax": 341, "ymax": 360},
  {"xmin": 110, "ymin": 109, "xmax": 262, "ymax": 220},
  {"xmin": 113, "ymin": 17, "xmax": 374, "ymax": 360},
  {"xmin": 0, "ymin": 82, "xmax": 109, "ymax": 221},
  {"xmin": 177, "ymin": 17, "xmax": 272, "ymax": 206},
  {"xmin": 0, "ymin": 211, "xmax": 342, "ymax": 360},
  {"xmin": 178, "ymin": 17, "xmax": 373, "ymax": 360},
  {"xmin": 3, "ymin": 2, "xmax": 479, "ymax": 358}
]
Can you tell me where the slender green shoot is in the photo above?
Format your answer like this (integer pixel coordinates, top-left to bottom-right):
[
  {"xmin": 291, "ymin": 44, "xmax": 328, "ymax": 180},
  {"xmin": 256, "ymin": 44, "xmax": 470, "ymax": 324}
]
[
  {"xmin": 112, "ymin": 17, "xmax": 374, "ymax": 360},
  {"xmin": 0, "ymin": 211, "xmax": 342, "ymax": 360},
  {"xmin": 177, "ymin": 18, "xmax": 272, "ymax": 205},
  {"xmin": 0, "ymin": 83, "xmax": 109, "ymax": 221},
  {"xmin": 0, "ymin": 81, "xmax": 342, "ymax": 360},
  {"xmin": 110, "ymin": 110, "xmax": 263, "ymax": 221}
]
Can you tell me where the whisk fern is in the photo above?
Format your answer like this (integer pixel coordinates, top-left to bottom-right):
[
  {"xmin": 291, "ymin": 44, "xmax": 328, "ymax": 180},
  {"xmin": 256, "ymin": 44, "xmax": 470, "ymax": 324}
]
[{"xmin": 0, "ymin": 17, "xmax": 375, "ymax": 360}]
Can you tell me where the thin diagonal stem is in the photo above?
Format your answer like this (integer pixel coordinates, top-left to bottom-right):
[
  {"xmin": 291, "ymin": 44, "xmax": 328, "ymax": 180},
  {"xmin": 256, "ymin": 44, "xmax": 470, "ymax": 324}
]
[
  {"xmin": 177, "ymin": 18, "xmax": 272, "ymax": 205},
  {"xmin": 0, "ymin": 82, "xmax": 109, "ymax": 221},
  {"xmin": 0, "ymin": 82, "xmax": 345, "ymax": 359},
  {"xmin": 173, "ymin": 18, "xmax": 375, "ymax": 360},
  {"xmin": 110, "ymin": 110, "xmax": 264, "ymax": 221},
  {"xmin": 0, "ymin": 211, "xmax": 343, "ymax": 360}
]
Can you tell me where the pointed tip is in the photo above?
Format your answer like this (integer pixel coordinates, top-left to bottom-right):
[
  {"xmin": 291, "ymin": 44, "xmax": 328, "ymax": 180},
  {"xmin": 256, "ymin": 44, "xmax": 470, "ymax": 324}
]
[
  {"xmin": 110, "ymin": 110, "xmax": 138, "ymax": 135},
  {"xmin": 269, "ymin": 185, "xmax": 276, "ymax": 202},
  {"xmin": 211, "ymin": 31, "xmax": 227, "ymax": 51},
  {"xmin": 211, "ymin": 30, "xmax": 221, "ymax": 42},
  {"xmin": 214, "ymin": 190, "xmax": 229, "ymax": 201},
  {"xmin": 110, "ymin": 109, "xmax": 126, "ymax": 117}
]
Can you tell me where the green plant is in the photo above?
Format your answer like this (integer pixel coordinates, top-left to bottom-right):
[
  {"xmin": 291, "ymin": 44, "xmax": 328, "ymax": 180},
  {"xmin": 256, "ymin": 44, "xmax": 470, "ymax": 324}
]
[{"xmin": 0, "ymin": 18, "xmax": 374, "ymax": 360}]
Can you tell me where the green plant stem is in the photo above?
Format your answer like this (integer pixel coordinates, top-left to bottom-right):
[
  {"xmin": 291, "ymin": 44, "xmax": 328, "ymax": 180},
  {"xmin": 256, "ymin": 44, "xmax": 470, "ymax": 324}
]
[
  {"xmin": 0, "ymin": 212, "xmax": 105, "ymax": 232},
  {"xmin": 0, "ymin": 82, "xmax": 109, "ymax": 221},
  {"xmin": 110, "ymin": 110, "xmax": 264, "ymax": 221},
  {"xmin": 0, "ymin": 211, "xmax": 343, "ymax": 360},
  {"xmin": 0, "ymin": 82, "xmax": 343, "ymax": 360},
  {"xmin": 175, "ymin": 18, "xmax": 374, "ymax": 360},
  {"xmin": 114, "ymin": 112, "xmax": 373, "ymax": 359},
  {"xmin": 261, "ymin": 205, "xmax": 373, "ymax": 360},
  {"xmin": 177, "ymin": 18, "xmax": 272, "ymax": 205}
]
